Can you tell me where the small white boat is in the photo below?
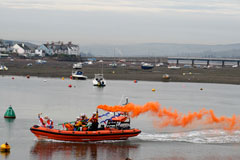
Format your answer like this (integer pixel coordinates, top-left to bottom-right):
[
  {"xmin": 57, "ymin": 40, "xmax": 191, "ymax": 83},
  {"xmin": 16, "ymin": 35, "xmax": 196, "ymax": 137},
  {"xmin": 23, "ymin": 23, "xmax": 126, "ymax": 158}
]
[
  {"xmin": 0, "ymin": 65, "xmax": 8, "ymax": 71},
  {"xmin": 168, "ymin": 66, "xmax": 180, "ymax": 69},
  {"xmin": 162, "ymin": 74, "xmax": 170, "ymax": 79},
  {"xmin": 141, "ymin": 63, "xmax": 154, "ymax": 69},
  {"xmin": 109, "ymin": 62, "xmax": 117, "ymax": 67},
  {"xmin": 36, "ymin": 59, "xmax": 47, "ymax": 64},
  {"xmin": 72, "ymin": 70, "xmax": 87, "ymax": 80},
  {"xmin": 73, "ymin": 62, "xmax": 82, "ymax": 69},
  {"xmin": 92, "ymin": 74, "xmax": 106, "ymax": 87}
]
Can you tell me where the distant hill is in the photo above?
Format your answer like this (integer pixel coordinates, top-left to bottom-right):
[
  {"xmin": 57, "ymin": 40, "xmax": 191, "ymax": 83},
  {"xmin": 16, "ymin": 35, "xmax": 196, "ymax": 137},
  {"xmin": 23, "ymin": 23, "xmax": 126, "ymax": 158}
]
[
  {"xmin": 1, "ymin": 39, "xmax": 38, "ymax": 49},
  {"xmin": 80, "ymin": 43, "xmax": 240, "ymax": 58},
  {"xmin": 2, "ymin": 38, "xmax": 240, "ymax": 58}
]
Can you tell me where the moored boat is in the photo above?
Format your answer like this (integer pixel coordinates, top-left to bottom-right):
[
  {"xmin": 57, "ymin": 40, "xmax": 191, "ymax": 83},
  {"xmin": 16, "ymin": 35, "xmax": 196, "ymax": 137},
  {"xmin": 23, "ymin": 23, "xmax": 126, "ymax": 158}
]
[
  {"xmin": 0, "ymin": 65, "xmax": 8, "ymax": 71},
  {"xmin": 162, "ymin": 74, "xmax": 170, "ymax": 80},
  {"xmin": 73, "ymin": 62, "xmax": 83, "ymax": 69},
  {"xmin": 141, "ymin": 63, "xmax": 154, "ymax": 70},
  {"xmin": 72, "ymin": 70, "xmax": 87, "ymax": 80},
  {"xmin": 93, "ymin": 74, "xmax": 106, "ymax": 87},
  {"xmin": 168, "ymin": 66, "xmax": 180, "ymax": 69}
]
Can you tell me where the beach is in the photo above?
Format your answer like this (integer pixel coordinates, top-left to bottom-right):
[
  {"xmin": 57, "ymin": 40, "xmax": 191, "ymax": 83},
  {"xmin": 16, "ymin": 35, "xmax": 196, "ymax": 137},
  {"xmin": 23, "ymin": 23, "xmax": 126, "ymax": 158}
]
[{"xmin": 0, "ymin": 57, "xmax": 240, "ymax": 84}]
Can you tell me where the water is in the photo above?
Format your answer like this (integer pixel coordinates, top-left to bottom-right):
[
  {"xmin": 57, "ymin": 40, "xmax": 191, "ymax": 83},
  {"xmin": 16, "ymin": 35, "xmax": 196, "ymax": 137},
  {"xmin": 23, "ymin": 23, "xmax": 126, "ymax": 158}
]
[{"xmin": 1, "ymin": 76, "xmax": 240, "ymax": 160}]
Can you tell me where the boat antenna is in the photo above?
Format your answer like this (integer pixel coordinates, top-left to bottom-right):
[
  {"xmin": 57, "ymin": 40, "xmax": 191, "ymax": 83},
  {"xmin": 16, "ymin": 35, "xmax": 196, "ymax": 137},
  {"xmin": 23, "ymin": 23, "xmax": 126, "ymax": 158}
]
[
  {"xmin": 118, "ymin": 95, "xmax": 125, "ymax": 105},
  {"xmin": 123, "ymin": 97, "xmax": 128, "ymax": 105}
]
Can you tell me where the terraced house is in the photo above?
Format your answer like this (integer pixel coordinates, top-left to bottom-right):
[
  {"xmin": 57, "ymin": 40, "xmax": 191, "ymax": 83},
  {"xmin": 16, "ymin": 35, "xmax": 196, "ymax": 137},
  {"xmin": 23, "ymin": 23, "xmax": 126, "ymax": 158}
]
[{"xmin": 35, "ymin": 41, "xmax": 80, "ymax": 57}]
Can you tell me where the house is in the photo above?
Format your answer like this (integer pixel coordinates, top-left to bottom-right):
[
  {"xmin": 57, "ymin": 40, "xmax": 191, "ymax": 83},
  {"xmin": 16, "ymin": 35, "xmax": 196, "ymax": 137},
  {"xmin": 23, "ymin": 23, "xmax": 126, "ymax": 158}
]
[
  {"xmin": 41, "ymin": 41, "xmax": 80, "ymax": 56},
  {"xmin": 0, "ymin": 40, "xmax": 9, "ymax": 53},
  {"xmin": 67, "ymin": 42, "xmax": 80, "ymax": 55},
  {"xmin": 35, "ymin": 44, "xmax": 54, "ymax": 57},
  {"xmin": 12, "ymin": 43, "xmax": 33, "ymax": 56}
]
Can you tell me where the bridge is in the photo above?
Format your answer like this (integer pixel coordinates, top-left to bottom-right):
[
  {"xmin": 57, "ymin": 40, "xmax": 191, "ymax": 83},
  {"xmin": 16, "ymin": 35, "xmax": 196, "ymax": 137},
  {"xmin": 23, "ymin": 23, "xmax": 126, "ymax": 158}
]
[{"xmin": 168, "ymin": 57, "xmax": 240, "ymax": 66}]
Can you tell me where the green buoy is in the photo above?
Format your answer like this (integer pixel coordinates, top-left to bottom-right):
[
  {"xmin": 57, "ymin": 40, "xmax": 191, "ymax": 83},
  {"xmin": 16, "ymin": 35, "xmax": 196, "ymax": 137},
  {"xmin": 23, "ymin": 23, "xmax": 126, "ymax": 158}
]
[{"xmin": 4, "ymin": 106, "xmax": 16, "ymax": 119}]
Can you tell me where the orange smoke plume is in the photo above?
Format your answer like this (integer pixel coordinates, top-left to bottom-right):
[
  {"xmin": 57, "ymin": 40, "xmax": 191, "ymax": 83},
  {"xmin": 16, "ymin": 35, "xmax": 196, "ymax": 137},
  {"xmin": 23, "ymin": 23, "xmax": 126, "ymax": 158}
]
[{"xmin": 97, "ymin": 102, "xmax": 240, "ymax": 130}]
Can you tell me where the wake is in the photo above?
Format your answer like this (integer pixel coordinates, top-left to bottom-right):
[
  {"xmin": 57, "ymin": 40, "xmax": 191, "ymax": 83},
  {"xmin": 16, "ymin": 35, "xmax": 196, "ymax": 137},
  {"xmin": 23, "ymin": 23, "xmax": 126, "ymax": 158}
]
[{"xmin": 135, "ymin": 129, "xmax": 240, "ymax": 144}]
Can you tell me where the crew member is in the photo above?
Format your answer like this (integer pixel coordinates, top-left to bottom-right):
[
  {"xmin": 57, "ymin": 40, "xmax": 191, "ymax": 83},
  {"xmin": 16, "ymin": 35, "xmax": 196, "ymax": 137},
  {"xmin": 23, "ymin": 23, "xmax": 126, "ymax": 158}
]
[
  {"xmin": 88, "ymin": 110, "xmax": 99, "ymax": 131},
  {"xmin": 74, "ymin": 116, "xmax": 82, "ymax": 131},
  {"xmin": 38, "ymin": 113, "xmax": 46, "ymax": 127},
  {"xmin": 44, "ymin": 116, "xmax": 54, "ymax": 129},
  {"xmin": 80, "ymin": 113, "xmax": 88, "ymax": 125}
]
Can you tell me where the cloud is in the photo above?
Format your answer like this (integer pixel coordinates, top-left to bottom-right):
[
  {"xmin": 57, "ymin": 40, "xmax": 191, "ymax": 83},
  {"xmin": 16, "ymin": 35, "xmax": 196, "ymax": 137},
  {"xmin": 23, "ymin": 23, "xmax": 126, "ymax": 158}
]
[{"xmin": 1, "ymin": 0, "xmax": 240, "ymax": 15}]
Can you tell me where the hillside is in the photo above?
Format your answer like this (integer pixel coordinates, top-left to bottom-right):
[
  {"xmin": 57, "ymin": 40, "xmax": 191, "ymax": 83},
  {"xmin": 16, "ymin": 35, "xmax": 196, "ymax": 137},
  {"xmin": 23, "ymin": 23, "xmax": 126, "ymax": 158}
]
[{"xmin": 80, "ymin": 43, "xmax": 240, "ymax": 57}]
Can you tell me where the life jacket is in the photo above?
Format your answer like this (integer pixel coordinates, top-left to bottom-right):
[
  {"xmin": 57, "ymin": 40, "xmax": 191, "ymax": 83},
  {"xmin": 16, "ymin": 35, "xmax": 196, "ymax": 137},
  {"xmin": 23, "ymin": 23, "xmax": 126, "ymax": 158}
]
[
  {"xmin": 75, "ymin": 121, "xmax": 82, "ymax": 127},
  {"xmin": 65, "ymin": 123, "xmax": 74, "ymax": 131},
  {"xmin": 47, "ymin": 119, "xmax": 54, "ymax": 128}
]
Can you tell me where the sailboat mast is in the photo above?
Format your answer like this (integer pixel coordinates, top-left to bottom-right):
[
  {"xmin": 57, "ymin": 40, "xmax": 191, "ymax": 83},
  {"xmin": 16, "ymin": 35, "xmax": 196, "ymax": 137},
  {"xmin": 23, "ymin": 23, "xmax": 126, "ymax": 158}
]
[{"xmin": 101, "ymin": 60, "xmax": 103, "ymax": 74}]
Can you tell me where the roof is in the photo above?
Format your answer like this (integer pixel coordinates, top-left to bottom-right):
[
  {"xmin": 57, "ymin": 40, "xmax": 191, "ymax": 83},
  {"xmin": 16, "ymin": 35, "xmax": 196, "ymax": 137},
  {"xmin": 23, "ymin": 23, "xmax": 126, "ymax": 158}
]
[
  {"xmin": 44, "ymin": 44, "xmax": 69, "ymax": 51},
  {"xmin": 17, "ymin": 43, "xmax": 31, "ymax": 50}
]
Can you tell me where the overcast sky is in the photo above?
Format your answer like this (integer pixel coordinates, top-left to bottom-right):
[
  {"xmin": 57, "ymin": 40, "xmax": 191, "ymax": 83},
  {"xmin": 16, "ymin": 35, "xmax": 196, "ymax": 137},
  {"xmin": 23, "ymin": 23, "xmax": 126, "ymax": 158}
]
[{"xmin": 1, "ymin": 0, "xmax": 240, "ymax": 45}]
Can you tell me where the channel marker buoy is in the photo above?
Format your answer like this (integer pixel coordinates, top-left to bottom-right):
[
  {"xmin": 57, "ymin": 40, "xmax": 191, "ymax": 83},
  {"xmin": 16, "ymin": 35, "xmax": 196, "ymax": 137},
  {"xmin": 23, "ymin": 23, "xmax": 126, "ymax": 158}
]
[
  {"xmin": 4, "ymin": 105, "xmax": 16, "ymax": 119},
  {"xmin": 0, "ymin": 142, "xmax": 10, "ymax": 152}
]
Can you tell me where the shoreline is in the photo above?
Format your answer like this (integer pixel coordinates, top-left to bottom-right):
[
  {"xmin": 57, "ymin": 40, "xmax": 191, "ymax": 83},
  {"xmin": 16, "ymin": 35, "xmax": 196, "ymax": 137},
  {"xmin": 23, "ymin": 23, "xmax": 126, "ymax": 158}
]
[{"xmin": 1, "ymin": 58, "xmax": 240, "ymax": 85}]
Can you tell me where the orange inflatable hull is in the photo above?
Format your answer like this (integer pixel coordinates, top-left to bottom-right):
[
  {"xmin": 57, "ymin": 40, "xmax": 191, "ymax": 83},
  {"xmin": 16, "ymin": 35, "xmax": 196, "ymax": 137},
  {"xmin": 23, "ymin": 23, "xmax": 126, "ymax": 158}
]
[{"xmin": 30, "ymin": 125, "xmax": 141, "ymax": 142}]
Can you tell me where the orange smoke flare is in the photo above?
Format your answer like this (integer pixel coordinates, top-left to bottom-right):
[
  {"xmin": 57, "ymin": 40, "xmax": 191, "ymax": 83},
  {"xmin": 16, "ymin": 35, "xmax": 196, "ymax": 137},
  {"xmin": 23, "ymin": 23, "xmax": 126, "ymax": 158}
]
[{"xmin": 97, "ymin": 102, "xmax": 240, "ymax": 130}]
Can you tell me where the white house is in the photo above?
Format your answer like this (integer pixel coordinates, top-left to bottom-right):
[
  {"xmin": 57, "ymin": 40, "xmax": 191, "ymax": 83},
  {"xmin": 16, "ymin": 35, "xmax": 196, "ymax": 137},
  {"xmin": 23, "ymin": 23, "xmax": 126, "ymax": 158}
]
[
  {"xmin": 13, "ymin": 43, "xmax": 32, "ymax": 56},
  {"xmin": 67, "ymin": 42, "xmax": 80, "ymax": 55}
]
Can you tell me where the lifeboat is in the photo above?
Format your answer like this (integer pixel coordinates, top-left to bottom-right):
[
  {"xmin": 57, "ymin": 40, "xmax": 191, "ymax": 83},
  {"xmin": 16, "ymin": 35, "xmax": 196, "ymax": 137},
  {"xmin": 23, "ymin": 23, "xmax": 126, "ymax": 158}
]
[{"xmin": 30, "ymin": 125, "xmax": 141, "ymax": 142}]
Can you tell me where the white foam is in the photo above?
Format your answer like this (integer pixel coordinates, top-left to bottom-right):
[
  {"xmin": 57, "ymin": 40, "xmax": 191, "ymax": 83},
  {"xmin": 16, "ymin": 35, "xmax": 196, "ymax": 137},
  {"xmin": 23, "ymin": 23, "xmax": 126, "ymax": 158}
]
[{"xmin": 135, "ymin": 129, "xmax": 240, "ymax": 144}]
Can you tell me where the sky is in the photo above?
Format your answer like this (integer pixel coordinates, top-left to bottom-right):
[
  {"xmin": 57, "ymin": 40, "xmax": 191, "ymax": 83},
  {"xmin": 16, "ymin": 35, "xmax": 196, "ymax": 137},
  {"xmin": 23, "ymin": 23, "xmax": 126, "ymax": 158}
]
[{"xmin": 1, "ymin": 0, "xmax": 240, "ymax": 45}]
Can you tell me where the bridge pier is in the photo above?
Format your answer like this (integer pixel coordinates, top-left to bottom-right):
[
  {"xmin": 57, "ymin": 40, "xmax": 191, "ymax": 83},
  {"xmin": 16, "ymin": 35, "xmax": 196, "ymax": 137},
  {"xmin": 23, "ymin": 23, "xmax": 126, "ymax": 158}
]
[
  {"xmin": 222, "ymin": 60, "xmax": 225, "ymax": 67},
  {"xmin": 207, "ymin": 60, "xmax": 210, "ymax": 66},
  {"xmin": 192, "ymin": 59, "xmax": 195, "ymax": 66}
]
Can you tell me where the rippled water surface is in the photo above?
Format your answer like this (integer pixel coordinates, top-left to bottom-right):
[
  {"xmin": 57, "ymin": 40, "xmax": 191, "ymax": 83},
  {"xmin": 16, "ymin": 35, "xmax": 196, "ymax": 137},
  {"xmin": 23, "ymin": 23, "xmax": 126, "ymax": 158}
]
[{"xmin": 1, "ymin": 76, "xmax": 240, "ymax": 160}]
